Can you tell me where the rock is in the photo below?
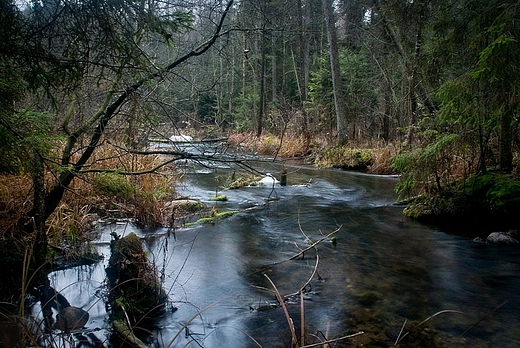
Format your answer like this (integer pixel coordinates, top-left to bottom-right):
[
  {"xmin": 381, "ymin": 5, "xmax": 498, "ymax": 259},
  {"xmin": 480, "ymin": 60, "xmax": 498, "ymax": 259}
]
[
  {"xmin": 106, "ymin": 233, "xmax": 168, "ymax": 321},
  {"xmin": 55, "ymin": 306, "xmax": 89, "ymax": 332},
  {"xmin": 473, "ymin": 237, "xmax": 485, "ymax": 243},
  {"xmin": 167, "ymin": 199, "xmax": 205, "ymax": 212},
  {"xmin": 486, "ymin": 232, "xmax": 519, "ymax": 245}
]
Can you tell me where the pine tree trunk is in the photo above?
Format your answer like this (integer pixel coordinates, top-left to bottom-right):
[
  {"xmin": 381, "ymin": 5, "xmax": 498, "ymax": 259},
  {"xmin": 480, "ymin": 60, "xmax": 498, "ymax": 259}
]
[
  {"xmin": 322, "ymin": 0, "xmax": 348, "ymax": 145},
  {"xmin": 499, "ymin": 109, "xmax": 513, "ymax": 173}
]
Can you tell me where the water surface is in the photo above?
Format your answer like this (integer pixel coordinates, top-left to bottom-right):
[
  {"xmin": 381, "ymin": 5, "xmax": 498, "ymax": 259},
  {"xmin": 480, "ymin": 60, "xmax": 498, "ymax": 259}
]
[{"xmin": 44, "ymin": 161, "xmax": 520, "ymax": 347}]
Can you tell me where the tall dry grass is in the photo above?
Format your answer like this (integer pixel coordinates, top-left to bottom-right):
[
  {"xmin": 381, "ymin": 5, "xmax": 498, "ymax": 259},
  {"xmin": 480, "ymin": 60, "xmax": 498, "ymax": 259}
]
[
  {"xmin": 227, "ymin": 132, "xmax": 313, "ymax": 158},
  {"xmin": 227, "ymin": 132, "xmax": 398, "ymax": 174},
  {"xmin": 0, "ymin": 141, "xmax": 180, "ymax": 259}
]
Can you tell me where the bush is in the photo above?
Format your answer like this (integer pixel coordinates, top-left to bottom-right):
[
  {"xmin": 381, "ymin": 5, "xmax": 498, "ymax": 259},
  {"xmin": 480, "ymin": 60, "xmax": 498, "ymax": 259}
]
[{"xmin": 461, "ymin": 173, "xmax": 520, "ymax": 213}]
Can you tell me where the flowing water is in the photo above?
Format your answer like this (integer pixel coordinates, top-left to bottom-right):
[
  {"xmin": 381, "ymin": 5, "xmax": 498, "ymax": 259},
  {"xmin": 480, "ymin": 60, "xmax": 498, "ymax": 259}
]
[{"xmin": 37, "ymin": 158, "xmax": 520, "ymax": 348}]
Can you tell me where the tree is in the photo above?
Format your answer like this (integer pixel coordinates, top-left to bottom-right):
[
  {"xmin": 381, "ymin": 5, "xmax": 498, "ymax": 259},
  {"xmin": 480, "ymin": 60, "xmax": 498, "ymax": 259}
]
[
  {"xmin": 0, "ymin": 0, "xmax": 235, "ymax": 265},
  {"xmin": 323, "ymin": 0, "xmax": 348, "ymax": 144}
]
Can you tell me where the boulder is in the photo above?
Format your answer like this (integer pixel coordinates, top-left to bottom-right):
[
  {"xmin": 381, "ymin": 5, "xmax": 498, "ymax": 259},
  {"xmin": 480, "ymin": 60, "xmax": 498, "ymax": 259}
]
[
  {"xmin": 55, "ymin": 306, "xmax": 89, "ymax": 332},
  {"xmin": 485, "ymin": 232, "xmax": 519, "ymax": 245}
]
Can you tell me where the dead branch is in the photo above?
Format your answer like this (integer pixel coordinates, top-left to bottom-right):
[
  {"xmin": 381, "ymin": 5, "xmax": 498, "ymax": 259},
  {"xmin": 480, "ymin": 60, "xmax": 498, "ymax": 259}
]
[{"xmin": 289, "ymin": 226, "xmax": 342, "ymax": 260}]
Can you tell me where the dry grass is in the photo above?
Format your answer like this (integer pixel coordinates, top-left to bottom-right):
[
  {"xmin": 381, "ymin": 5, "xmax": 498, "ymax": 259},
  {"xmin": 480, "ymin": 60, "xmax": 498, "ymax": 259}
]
[
  {"xmin": 227, "ymin": 132, "xmax": 313, "ymax": 158},
  {"xmin": 70, "ymin": 143, "xmax": 179, "ymax": 227},
  {"xmin": 228, "ymin": 132, "xmax": 397, "ymax": 173},
  {"xmin": 0, "ymin": 141, "xmax": 180, "ymax": 258},
  {"xmin": 367, "ymin": 145, "xmax": 400, "ymax": 175},
  {"xmin": 0, "ymin": 174, "xmax": 33, "ymax": 235}
]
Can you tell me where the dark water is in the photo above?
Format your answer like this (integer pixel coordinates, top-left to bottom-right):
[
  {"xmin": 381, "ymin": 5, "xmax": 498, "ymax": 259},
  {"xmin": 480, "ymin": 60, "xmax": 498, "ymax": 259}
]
[{"xmin": 37, "ymin": 161, "xmax": 520, "ymax": 347}]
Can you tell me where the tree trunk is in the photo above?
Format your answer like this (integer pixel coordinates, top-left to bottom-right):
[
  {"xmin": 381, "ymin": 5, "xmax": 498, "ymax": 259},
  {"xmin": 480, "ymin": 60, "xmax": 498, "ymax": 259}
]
[
  {"xmin": 31, "ymin": 152, "xmax": 47, "ymax": 266},
  {"xmin": 322, "ymin": 0, "xmax": 348, "ymax": 145},
  {"xmin": 297, "ymin": 0, "xmax": 311, "ymax": 140},
  {"xmin": 499, "ymin": 108, "xmax": 513, "ymax": 173},
  {"xmin": 257, "ymin": 30, "xmax": 267, "ymax": 137}
]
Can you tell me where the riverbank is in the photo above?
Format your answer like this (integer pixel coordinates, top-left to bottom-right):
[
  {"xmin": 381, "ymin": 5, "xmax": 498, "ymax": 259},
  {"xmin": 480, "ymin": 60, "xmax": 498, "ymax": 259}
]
[{"xmin": 227, "ymin": 131, "xmax": 398, "ymax": 174}]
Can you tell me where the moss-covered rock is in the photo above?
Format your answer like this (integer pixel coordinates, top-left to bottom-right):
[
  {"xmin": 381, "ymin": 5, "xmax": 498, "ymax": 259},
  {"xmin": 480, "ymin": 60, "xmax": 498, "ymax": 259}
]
[
  {"xmin": 209, "ymin": 194, "xmax": 228, "ymax": 201},
  {"xmin": 314, "ymin": 146, "xmax": 374, "ymax": 170},
  {"xmin": 106, "ymin": 232, "xmax": 167, "ymax": 323},
  {"xmin": 183, "ymin": 210, "xmax": 238, "ymax": 227},
  {"xmin": 167, "ymin": 199, "xmax": 205, "ymax": 212}
]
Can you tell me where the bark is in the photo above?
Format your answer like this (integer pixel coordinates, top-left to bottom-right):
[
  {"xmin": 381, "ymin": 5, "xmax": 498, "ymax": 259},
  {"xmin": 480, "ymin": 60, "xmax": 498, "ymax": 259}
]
[
  {"xmin": 297, "ymin": 0, "xmax": 311, "ymax": 139},
  {"xmin": 499, "ymin": 108, "xmax": 513, "ymax": 173},
  {"xmin": 31, "ymin": 152, "xmax": 47, "ymax": 265},
  {"xmin": 257, "ymin": 29, "xmax": 267, "ymax": 137},
  {"xmin": 322, "ymin": 0, "xmax": 348, "ymax": 145}
]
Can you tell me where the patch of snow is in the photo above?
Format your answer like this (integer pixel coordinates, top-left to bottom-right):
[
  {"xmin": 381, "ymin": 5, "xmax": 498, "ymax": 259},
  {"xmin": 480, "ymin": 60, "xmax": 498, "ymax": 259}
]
[
  {"xmin": 169, "ymin": 134, "xmax": 193, "ymax": 142},
  {"xmin": 258, "ymin": 173, "xmax": 279, "ymax": 186}
]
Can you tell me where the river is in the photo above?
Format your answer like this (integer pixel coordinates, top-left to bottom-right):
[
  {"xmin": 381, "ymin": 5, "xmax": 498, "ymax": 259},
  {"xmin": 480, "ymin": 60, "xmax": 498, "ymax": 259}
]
[{"xmin": 39, "ymin": 158, "xmax": 520, "ymax": 348}]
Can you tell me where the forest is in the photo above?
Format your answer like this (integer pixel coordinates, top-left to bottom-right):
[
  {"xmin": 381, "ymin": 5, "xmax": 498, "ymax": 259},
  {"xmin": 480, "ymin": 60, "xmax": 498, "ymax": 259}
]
[{"xmin": 0, "ymin": 0, "xmax": 519, "ymax": 345}]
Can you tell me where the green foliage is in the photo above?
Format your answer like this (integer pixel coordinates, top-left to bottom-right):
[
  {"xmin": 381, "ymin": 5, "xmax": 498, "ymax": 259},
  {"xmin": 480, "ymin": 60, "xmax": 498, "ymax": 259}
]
[
  {"xmin": 233, "ymin": 88, "xmax": 258, "ymax": 132},
  {"xmin": 461, "ymin": 173, "xmax": 520, "ymax": 212},
  {"xmin": 437, "ymin": 78, "xmax": 481, "ymax": 127},
  {"xmin": 392, "ymin": 133, "xmax": 459, "ymax": 198},
  {"xmin": 308, "ymin": 56, "xmax": 333, "ymax": 106},
  {"xmin": 0, "ymin": 109, "xmax": 58, "ymax": 174},
  {"xmin": 198, "ymin": 93, "xmax": 217, "ymax": 123},
  {"xmin": 92, "ymin": 172, "xmax": 135, "ymax": 199},
  {"xmin": 403, "ymin": 172, "xmax": 520, "ymax": 225}
]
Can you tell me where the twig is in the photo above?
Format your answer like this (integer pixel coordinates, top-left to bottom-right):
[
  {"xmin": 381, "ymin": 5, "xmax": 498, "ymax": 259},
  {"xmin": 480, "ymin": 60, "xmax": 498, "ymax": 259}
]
[
  {"xmin": 289, "ymin": 226, "xmax": 342, "ymax": 260},
  {"xmin": 449, "ymin": 299, "xmax": 509, "ymax": 347},
  {"xmin": 393, "ymin": 310, "xmax": 467, "ymax": 346},
  {"xmin": 395, "ymin": 319, "xmax": 407, "ymax": 345},
  {"xmin": 300, "ymin": 291, "xmax": 305, "ymax": 347},
  {"xmin": 165, "ymin": 301, "xmax": 221, "ymax": 348},
  {"xmin": 300, "ymin": 331, "xmax": 364, "ymax": 348},
  {"xmin": 264, "ymin": 274, "xmax": 298, "ymax": 348}
]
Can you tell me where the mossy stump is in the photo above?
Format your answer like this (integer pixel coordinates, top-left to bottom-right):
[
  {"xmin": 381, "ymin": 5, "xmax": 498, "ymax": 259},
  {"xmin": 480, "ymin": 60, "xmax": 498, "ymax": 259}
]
[{"xmin": 106, "ymin": 232, "xmax": 167, "ymax": 327}]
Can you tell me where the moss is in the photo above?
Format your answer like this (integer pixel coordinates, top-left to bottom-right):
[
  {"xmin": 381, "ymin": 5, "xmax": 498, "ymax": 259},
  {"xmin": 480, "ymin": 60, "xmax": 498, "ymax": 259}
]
[
  {"xmin": 170, "ymin": 199, "xmax": 205, "ymax": 212},
  {"xmin": 209, "ymin": 194, "xmax": 228, "ymax": 201},
  {"xmin": 461, "ymin": 173, "xmax": 520, "ymax": 212},
  {"xmin": 225, "ymin": 175, "xmax": 260, "ymax": 189},
  {"xmin": 314, "ymin": 146, "xmax": 374, "ymax": 170},
  {"xmin": 93, "ymin": 172, "xmax": 135, "ymax": 199},
  {"xmin": 183, "ymin": 210, "xmax": 238, "ymax": 227},
  {"xmin": 106, "ymin": 233, "xmax": 167, "ymax": 322},
  {"xmin": 402, "ymin": 173, "xmax": 520, "ymax": 233},
  {"xmin": 111, "ymin": 232, "xmax": 142, "ymax": 257}
]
